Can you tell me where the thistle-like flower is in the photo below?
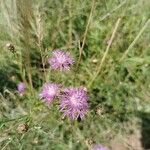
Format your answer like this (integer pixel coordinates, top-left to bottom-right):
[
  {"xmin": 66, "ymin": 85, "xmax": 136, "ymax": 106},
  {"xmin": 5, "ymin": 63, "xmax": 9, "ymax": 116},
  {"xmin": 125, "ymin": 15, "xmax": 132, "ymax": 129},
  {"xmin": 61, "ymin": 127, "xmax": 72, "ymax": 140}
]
[
  {"xmin": 92, "ymin": 144, "xmax": 108, "ymax": 150},
  {"xmin": 59, "ymin": 87, "xmax": 88, "ymax": 120},
  {"xmin": 39, "ymin": 83, "xmax": 60, "ymax": 104},
  {"xmin": 48, "ymin": 50, "xmax": 74, "ymax": 71},
  {"xmin": 17, "ymin": 82, "xmax": 26, "ymax": 94}
]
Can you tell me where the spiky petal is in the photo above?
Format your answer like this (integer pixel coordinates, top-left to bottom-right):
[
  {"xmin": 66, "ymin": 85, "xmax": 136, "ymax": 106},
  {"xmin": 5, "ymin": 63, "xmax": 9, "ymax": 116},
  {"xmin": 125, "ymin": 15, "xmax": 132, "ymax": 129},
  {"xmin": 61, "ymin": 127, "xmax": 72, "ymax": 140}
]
[
  {"xmin": 48, "ymin": 50, "xmax": 74, "ymax": 71},
  {"xmin": 39, "ymin": 83, "xmax": 60, "ymax": 104},
  {"xmin": 59, "ymin": 87, "xmax": 88, "ymax": 120}
]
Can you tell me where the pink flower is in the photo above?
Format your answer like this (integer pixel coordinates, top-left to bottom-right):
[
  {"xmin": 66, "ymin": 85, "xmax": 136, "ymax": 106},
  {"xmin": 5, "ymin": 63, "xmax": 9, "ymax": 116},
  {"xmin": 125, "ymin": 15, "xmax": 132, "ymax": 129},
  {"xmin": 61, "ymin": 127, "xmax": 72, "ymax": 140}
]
[
  {"xmin": 48, "ymin": 50, "xmax": 74, "ymax": 71},
  {"xmin": 17, "ymin": 82, "xmax": 26, "ymax": 94},
  {"xmin": 59, "ymin": 87, "xmax": 88, "ymax": 120},
  {"xmin": 92, "ymin": 145, "xmax": 108, "ymax": 150},
  {"xmin": 39, "ymin": 83, "xmax": 60, "ymax": 104}
]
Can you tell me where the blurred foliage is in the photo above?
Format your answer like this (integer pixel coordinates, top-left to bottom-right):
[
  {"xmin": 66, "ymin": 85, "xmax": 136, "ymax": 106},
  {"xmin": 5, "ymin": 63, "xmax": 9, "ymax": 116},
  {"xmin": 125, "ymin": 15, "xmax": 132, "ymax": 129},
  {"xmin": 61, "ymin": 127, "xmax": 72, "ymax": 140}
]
[{"xmin": 0, "ymin": 0, "xmax": 150, "ymax": 149}]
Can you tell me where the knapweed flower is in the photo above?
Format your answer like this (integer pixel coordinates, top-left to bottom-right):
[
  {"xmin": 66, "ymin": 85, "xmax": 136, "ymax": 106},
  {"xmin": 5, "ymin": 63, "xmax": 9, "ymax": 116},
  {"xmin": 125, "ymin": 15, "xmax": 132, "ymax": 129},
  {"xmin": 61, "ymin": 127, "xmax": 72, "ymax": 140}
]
[
  {"xmin": 48, "ymin": 49, "xmax": 74, "ymax": 71},
  {"xmin": 17, "ymin": 82, "xmax": 26, "ymax": 94},
  {"xmin": 39, "ymin": 83, "xmax": 60, "ymax": 104},
  {"xmin": 59, "ymin": 87, "xmax": 88, "ymax": 120},
  {"xmin": 92, "ymin": 144, "xmax": 108, "ymax": 150}
]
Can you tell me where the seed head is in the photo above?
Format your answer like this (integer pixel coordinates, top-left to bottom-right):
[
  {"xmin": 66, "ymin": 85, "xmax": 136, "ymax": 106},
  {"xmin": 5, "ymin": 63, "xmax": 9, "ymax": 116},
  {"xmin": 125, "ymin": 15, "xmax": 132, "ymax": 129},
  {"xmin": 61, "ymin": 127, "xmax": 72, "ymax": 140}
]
[{"xmin": 17, "ymin": 124, "xmax": 29, "ymax": 134}]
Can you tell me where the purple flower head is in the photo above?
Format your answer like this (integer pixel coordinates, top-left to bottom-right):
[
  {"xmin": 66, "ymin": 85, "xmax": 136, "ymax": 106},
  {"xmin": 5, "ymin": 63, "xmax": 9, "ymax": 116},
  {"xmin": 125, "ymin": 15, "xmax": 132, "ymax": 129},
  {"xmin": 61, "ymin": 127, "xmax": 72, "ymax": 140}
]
[
  {"xmin": 59, "ymin": 87, "xmax": 88, "ymax": 120},
  {"xmin": 48, "ymin": 49, "xmax": 74, "ymax": 71},
  {"xmin": 17, "ymin": 82, "xmax": 26, "ymax": 94},
  {"xmin": 39, "ymin": 83, "xmax": 60, "ymax": 104},
  {"xmin": 92, "ymin": 145, "xmax": 108, "ymax": 150}
]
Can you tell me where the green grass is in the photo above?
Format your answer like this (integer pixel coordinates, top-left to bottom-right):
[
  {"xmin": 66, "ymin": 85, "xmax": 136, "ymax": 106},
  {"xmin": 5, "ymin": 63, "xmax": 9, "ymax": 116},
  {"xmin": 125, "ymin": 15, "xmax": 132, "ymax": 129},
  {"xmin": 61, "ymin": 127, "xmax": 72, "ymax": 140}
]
[{"xmin": 0, "ymin": 0, "xmax": 150, "ymax": 149}]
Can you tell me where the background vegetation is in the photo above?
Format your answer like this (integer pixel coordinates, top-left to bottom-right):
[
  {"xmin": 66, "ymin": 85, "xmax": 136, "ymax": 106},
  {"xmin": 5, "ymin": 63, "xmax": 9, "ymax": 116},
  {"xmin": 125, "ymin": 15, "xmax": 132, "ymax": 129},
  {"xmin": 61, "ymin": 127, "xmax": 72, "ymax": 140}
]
[{"xmin": 0, "ymin": 0, "xmax": 150, "ymax": 149}]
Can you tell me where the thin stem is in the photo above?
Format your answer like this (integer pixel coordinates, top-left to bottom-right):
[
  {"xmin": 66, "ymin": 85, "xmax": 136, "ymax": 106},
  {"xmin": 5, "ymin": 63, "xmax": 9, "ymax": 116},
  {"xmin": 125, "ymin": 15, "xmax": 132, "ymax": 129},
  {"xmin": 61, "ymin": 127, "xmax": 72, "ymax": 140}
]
[
  {"xmin": 16, "ymin": 0, "xmax": 33, "ymax": 90},
  {"xmin": 39, "ymin": 45, "xmax": 47, "ymax": 81},
  {"xmin": 76, "ymin": 0, "xmax": 96, "ymax": 68},
  {"xmin": 120, "ymin": 19, "xmax": 150, "ymax": 61},
  {"xmin": 51, "ymin": 1, "xmax": 66, "ymax": 49},
  {"xmin": 1, "ymin": 139, "xmax": 12, "ymax": 150},
  {"xmin": 100, "ymin": 0, "xmax": 127, "ymax": 21},
  {"xmin": 26, "ymin": 50, "xmax": 32, "ymax": 87},
  {"xmin": 68, "ymin": 0, "xmax": 72, "ymax": 49},
  {"xmin": 104, "ymin": 0, "xmax": 108, "ymax": 11},
  {"xmin": 88, "ymin": 18, "xmax": 121, "ymax": 88},
  {"xmin": 36, "ymin": 9, "xmax": 46, "ymax": 81}
]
